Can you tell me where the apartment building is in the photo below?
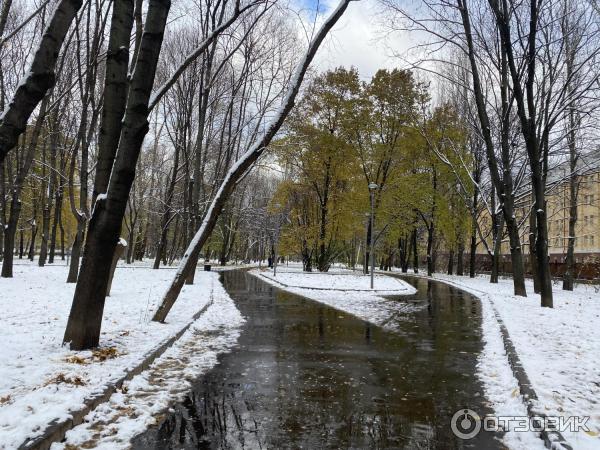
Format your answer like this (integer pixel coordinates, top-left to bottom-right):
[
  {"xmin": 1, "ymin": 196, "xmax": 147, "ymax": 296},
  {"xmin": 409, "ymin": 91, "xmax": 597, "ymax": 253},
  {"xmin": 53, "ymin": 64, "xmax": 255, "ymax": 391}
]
[
  {"xmin": 478, "ymin": 151, "xmax": 600, "ymax": 264},
  {"xmin": 546, "ymin": 168, "xmax": 600, "ymax": 261}
]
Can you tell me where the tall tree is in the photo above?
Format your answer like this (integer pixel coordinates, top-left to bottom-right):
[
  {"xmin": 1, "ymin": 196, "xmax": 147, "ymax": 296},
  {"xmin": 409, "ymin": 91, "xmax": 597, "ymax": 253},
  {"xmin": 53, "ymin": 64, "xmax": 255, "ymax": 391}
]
[
  {"xmin": 152, "ymin": 0, "xmax": 354, "ymax": 322},
  {"xmin": 0, "ymin": 0, "xmax": 83, "ymax": 163}
]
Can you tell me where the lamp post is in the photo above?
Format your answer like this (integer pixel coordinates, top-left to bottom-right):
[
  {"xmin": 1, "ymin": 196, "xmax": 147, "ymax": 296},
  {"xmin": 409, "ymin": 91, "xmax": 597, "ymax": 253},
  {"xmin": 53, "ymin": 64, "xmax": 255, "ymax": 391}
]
[{"xmin": 368, "ymin": 182, "xmax": 378, "ymax": 289}]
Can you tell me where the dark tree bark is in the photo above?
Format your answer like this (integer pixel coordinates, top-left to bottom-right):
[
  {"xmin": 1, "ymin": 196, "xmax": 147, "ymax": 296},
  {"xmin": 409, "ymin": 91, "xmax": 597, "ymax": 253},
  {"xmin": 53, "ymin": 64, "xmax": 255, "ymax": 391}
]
[
  {"xmin": 412, "ymin": 227, "xmax": 419, "ymax": 273},
  {"xmin": 399, "ymin": 236, "xmax": 409, "ymax": 273},
  {"xmin": 317, "ymin": 157, "xmax": 332, "ymax": 272},
  {"xmin": 1, "ymin": 96, "xmax": 49, "ymax": 277},
  {"xmin": 488, "ymin": 0, "xmax": 553, "ymax": 307},
  {"xmin": 490, "ymin": 214, "xmax": 504, "ymax": 284},
  {"xmin": 64, "ymin": 0, "xmax": 173, "ymax": 350},
  {"xmin": 562, "ymin": 161, "xmax": 578, "ymax": 290},
  {"xmin": 456, "ymin": 240, "xmax": 464, "ymax": 275},
  {"xmin": 106, "ymin": 240, "xmax": 127, "ymax": 296},
  {"xmin": 0, "ymin": 0, "xmax": 13, "ymax": 38},
  {"xmin": 91, "ymin": 0, "xmax": 134, "ymax": 203},
  {"xmin": 153, "ymin": 150, "xmax": 179, "ymax": 269},
  {"xmin": 426, "ymin": 222, "xmax": 435, "ymax": 276},
  {"xmin": 66, "ymin": 222, "xmax": 84, "ymax": 282},
  {"xmin": 49, "ymin": 179, "xmax": 64, "ymax": 263},
  {"xmin": 457, "ymin": 0, "xmax": 527, "ymax": 296},
  {"xmin": 27, "ymin": 216, "xmax": 37, "ymax": 261},
  {"xmin": 528, "ymin": 194, "xmax": 540, "ymax": 292},
  {"xmin": 0, "ymin": 0, "xmax": 83, "ymax": 163},
  {"xmin": 1, "ymin": 196, "xmax": 21, "ymax": 277},
  {"xmin": 562, "ymin": 22, "xmax": 579, "ymax": 291},
  {"xmin": 39, "ymin": 118, "xmax": 58, "ymax": 266},
  {"xmin": 19, "ymin": 229, "xmax": 24, "ymax": 259},
  {"xmin": 468, "ymin": 161, "xmax": 480, "ymax": 278}
]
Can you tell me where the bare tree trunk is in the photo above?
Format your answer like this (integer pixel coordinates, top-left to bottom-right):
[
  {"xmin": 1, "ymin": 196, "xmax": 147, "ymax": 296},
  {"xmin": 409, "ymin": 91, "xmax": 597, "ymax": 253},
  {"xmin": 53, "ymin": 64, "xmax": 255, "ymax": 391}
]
[
  {"xmin": 126, "ymin": 224, "xmax": 135, "ymax": 264},
  {"xmin": 19, "ymin": 230, "xmax": 24, "ymax": 259},
  {"xmin": 153, "ymin": 224, "xmax": 169, "ymax": 269},
  {"xmin": 447, "ymin": 248, "xmax": 454, "ymax": 275},
  {"xmin": 1, "ymin": 196, "xmax": 20, "ymax": 277},
  {"xmin": 469, "ymin": 226, "xmax": 477, "ymax": 277},
  {"xmin": 64, "ymin": 0, "xmax": 174, "ymax": 350},
  {"xmin": 39, "ymin": 127, "xmax": 57, "ymax": 266},
  {"xmin": 28, "ymin": 219, "xmax": 37, "ymax": 261},
  {"xmin": 106, "ymin": 240, "xmax": 127, "ymax": 296},
  {"xmin": 1, "ymin": 96, "xmax": 49, "ymax": 276},
  {"xmin": 469, "ymin": 167, "xmax": 479, "ymax": 278},
  {"xmin": 91, "ymin": 0, "xmax": 134, "ymax": 203},
  {"xmin": 0, "ymin": 0, "xmax": 83, "ymax": 163},
  {"xmin": 412, "ymin": 227, "xmax": 419, "ymax": 273},
  {"xmin": 67, "ymin": 220, "xmax": 84, "ymax": 282},
  {"xmin": 38, "ymin": 200, "xmax": 52, "ymax": 266},
  {"xmin": 456, "ymin": 240, "xmax": 464, "ymax": 276},
  {"xmin": 0, "ymin": 0, "xmax": 14, "ymax": 38},
  {"xmin": 489, "ymin": 0, "xmax": 553, "ymax": 307},
  {"xmin": 426, "ymin": 224, "xmax": 434, "ymax": 276},
  {"xmin": 490, "ymin": 215, "xmax": 504, "ymax": 284},
  {"xmin": 49, "ymin": 188, "xmax": 63, "ymax": 263},
  {"xmin": 529, "ymin": 197, "xmax": 540, "ymax": 292},
  {"xmin": 458, "ymin": 0, "xmax": 526, "ymax": 296},
  {"xmin": 562, "ymin": 17, "xmax": 579, "ymax": 291}
]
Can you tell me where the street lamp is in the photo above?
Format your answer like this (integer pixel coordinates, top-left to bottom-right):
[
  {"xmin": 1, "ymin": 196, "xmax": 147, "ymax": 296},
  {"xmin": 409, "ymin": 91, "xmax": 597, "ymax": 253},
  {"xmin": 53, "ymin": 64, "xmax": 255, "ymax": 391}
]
[{"xmin": 368, "ymin": 182, "xmax": 378, "ymax": 289}]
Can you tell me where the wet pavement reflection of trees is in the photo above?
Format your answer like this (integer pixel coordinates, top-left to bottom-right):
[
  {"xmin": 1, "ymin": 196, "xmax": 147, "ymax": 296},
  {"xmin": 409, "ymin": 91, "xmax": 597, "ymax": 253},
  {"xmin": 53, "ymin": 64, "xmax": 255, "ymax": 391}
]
[{"xmin": 132, "ymin": 271, "xmax": 505, "ymax": 449}]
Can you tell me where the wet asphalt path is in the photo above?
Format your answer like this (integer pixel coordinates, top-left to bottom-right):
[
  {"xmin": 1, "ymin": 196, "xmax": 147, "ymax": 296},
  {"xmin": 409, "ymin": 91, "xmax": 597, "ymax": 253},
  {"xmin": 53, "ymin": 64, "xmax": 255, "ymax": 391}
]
[{"xmin": 131, "ymin": 270, "xmax": 505, "ymax": 449}]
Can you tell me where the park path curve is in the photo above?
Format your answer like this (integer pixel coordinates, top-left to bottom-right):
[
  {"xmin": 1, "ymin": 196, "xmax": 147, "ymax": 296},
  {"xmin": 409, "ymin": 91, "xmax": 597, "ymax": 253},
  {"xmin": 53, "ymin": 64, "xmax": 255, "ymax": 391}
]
[{"xmin": 132, "ymin": 269, "xmax": 505, "ymax": 449}]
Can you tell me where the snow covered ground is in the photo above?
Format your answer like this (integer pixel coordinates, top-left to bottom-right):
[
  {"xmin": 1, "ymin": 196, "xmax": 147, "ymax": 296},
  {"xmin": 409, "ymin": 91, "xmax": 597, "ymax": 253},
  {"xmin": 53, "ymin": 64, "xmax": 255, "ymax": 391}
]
[
  {"xmin": 253, "ymin": 267, "xmax": 418, "ymax": 331},
  {"xmin": 0, "ymin": 263, "xmax": 241, "ymax": 449},
  {"xmin": 424, "ymin": 273, "xmax": 600, "ymax": 450},
  {"xmin": 261, "ymin": 268, "xmax": 415, "ymax": 291},
  {"xmin": 53, "ymin": 282, "xmax": 244, "ymax": 450}
]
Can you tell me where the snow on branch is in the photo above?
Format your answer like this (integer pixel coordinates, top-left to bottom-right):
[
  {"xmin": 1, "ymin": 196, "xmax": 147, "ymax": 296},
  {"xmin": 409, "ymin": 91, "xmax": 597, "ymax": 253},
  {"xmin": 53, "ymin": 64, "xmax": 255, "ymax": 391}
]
[{"xmin": 151, "ymin": 0, "xmax": 355, "ymax": 322}]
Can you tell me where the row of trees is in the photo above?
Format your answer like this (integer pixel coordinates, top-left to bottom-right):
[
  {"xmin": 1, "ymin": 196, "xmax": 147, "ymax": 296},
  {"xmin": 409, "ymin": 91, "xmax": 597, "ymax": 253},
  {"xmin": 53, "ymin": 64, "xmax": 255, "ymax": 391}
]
[
  {"xmin": 375, "ymin": 0, "xmax": 600, "ymax": 307},
  {"xmin": 3, "ymin": 0, "xmax": 600, "ymax": 350},
  {"xmin": 0, "ymin": 0, "xmax": 354, "ymax": 349},
  {"xmin": 0, "ymin": 0, "xmax": 291, "ymax": 279},
  {"xmin": 273, "ymin": 67, "xmax": 473, "ymax": 278}
]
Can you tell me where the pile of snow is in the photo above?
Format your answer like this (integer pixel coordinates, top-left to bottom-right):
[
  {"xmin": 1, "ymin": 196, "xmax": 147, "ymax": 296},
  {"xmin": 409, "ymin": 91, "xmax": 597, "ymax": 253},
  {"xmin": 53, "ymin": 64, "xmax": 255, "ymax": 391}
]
[
  {"xmin": 0, "ymin": 264, "xmax": 235, "ymax": 449},
  {"xmin": 429, "ymin": 273, "xmax": 600, "ymax": 450},
  {"xmin": 252, "ymin": 267, "xmax": 418, "ymax": 330}
]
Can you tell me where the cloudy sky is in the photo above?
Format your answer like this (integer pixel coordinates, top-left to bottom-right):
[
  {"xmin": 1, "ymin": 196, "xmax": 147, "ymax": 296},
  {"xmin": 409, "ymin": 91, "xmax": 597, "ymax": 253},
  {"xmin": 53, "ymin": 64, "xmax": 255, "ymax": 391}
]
[{"xmin": 299, "ymin": 0, "xmax": 415, "ymax": 79}]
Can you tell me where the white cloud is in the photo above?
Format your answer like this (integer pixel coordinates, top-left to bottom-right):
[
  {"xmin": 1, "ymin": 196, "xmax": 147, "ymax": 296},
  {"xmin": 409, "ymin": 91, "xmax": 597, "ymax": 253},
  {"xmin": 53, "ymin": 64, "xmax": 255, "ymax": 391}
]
[{"xmin": 308, "ymin": 0, "xmax": 414, "ymax": 79}]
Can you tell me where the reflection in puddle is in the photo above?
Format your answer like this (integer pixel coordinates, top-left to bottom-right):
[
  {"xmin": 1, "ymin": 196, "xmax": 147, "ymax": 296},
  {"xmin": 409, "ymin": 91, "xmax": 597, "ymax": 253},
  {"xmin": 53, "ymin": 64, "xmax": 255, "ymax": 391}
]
[{"xmin": 132, "ymin": 271, "xmax": 504, "ymax": 449}]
